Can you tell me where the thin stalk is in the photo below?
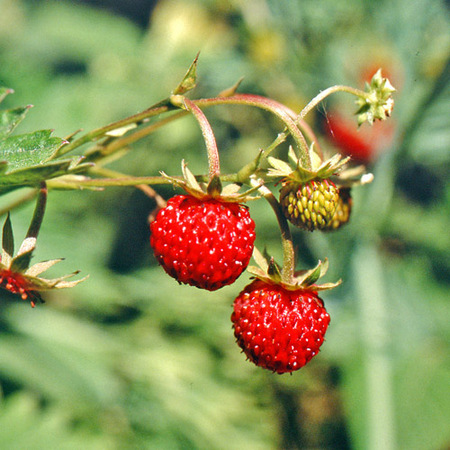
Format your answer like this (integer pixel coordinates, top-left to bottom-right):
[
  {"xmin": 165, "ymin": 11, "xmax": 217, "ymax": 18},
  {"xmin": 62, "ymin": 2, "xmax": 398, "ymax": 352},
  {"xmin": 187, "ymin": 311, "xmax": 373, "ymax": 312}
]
[
  {"xmin": 172, "ymin": 96, "xmax": 221, "ymax": 178},
  {"xmin": 86, "ymin": 110, "xmax": 187, "ymax": 162},
  {"xmin": 196, "ymin": 94, "xmax": 312, "ymax": 170},
  {"xmin": 55, "ymin": 99, "xmax": 175, "ymax": 158},
  {"xmin": 299, "ymin": 85, "xmax": 366, "ymax": 120},
  {"xmin": 251, "ymin": 179, "xmax": 295, "ymax": 284},
  {"xmin": 91, "ymin": 167, "xmax": 167, "ymax": 209},
  {"xmin": 262, "ymin": 132, "xmax": 288, "ymax": 159},
  {"xmin": 50, "ymin": 175, "xmax": 174, "ymax": 188}
]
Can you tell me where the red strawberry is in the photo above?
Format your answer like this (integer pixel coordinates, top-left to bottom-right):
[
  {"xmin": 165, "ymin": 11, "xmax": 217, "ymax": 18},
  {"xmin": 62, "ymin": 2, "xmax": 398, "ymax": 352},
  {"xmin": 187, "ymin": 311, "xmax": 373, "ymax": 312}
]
[
  {"xmin": 150, "ymin": 195, "xmax": 256, "ymax": 291},
  {"xmin": 231, "ymin": 279, "xmax": 330, "ymax": 374}
]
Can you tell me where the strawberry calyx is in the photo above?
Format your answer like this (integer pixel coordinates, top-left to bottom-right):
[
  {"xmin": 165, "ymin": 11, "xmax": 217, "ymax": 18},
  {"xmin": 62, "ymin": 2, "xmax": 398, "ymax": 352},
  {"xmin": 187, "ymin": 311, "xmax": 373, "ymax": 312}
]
[
  {"xmin": 268, "ymin": 145, "xmax": 350, "ymax": 185},
  {"xmin": 355, "ymin": 69, "xmax": 396, "ymax": 126},
  {"xmin": 1, "ymin": 214, "xmax": 87, "ymax": 307},
  {"xmin": 161, "ymin": 160, "xmax": 260, "ymax": 204},
  {"xmin": 247, "ymin": 247, "xmax": 341, "ymax": 292}
]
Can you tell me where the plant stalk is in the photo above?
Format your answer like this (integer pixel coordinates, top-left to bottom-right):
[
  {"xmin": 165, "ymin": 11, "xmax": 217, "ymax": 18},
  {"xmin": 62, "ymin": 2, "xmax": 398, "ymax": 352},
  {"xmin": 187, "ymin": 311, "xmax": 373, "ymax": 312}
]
[
  {"xmin": 251, "ymin": 179, "xmax": 295, "ymax": 284},
  {"xmin": 55, "ymin": 99, "xmax": 175, "ymax": 158},
  {"xmin": 196, "ymin": 94, "xmax": 312, "ymax": 170},
  {"xmin": 299, "ymin": 85, "xmax": 366, "ymax": 120},
  {"xmin": 171, "ymin": 95, "xmax": 221, "ymax": 178}
]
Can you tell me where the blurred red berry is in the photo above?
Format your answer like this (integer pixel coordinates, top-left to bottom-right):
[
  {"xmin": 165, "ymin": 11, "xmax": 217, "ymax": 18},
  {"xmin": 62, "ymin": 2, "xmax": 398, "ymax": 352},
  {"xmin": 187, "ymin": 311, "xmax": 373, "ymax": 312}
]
[{"xmin": 325, "ymin": 110, "xmax": 395, "ymax": 164}]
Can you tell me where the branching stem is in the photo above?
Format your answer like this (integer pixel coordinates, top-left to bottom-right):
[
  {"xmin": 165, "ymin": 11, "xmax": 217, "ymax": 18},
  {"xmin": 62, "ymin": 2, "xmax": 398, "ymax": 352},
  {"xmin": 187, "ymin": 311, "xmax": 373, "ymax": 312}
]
[{"xmin": 196, "ymin": 94, "xmax": 312, "ymax": 170}]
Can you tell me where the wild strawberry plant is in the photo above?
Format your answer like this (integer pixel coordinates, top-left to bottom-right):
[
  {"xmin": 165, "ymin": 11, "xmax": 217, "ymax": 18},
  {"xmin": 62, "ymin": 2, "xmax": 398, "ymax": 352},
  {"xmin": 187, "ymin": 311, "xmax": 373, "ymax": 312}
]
[{"xmin": 0, "ymin": 57, "xmax": 395, "ymax": 373}]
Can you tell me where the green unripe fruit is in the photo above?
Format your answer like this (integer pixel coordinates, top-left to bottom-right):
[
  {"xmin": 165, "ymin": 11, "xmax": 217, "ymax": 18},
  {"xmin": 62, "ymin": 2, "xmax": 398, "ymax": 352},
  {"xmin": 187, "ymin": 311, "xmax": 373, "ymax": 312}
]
[{"xmin": 280, "ymin": 179, "xmax": 339, "ymax": 231}]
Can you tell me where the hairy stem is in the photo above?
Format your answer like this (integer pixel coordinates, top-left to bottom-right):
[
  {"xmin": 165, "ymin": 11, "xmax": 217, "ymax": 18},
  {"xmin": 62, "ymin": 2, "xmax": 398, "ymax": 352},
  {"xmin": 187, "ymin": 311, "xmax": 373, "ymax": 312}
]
[
  {"xmin": 91, "ymin": 167, "xmax": 167, "ymax": 209},
  {"xmin": 251, "ymin": 179, "xmax": 295, "ymax": 284},
  {"xmin": 196, "ymin": 94, "xmax": 311, "ymax": 170},
  {"xmin": 86, "ymin": 110, "xmax": 187, "ymax": 162},
  {"xmin": 171, "ymin": 95, "xmax": 221, "ymax": 178},
  {"xmin": 55, "ymin": 99, "xmax": 174, "ymax": 158},
  {"xmin": 299, "ymin": 85, "xmax": 366, "ymax": 120}
]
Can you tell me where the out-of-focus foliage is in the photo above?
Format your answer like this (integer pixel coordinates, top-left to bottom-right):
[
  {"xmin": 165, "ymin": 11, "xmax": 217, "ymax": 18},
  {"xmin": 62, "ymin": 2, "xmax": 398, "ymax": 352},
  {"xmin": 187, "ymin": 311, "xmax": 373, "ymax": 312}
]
[{"xmin": 0, "ymin": 0, "xmax": 449, "ymax": 448}]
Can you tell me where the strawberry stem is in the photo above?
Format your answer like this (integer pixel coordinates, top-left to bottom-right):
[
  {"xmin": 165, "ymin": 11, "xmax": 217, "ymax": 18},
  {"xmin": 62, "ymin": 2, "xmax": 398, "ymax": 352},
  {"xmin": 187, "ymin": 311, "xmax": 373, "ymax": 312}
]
[
  {"xmin": 47, "ymin": 175, "xmax": 176, "ymax": 189},
  {"xmin": 84, "ymin": 110, "xmax": 187, "ymax": 163},
  {"xmin": 253, "ymin": 180, "xmax": 295, "ymax": 284},
  {"xmin": 299, "ymin": 85, "xmax": 367, "ymax": 120},
  {"xmin": 55, "ymin": 98, "xmax": 175, "ymax": 158},
  {"xmin": 196, "ymin": 94, "xmax": 312, "ymax": 170},
  {"xmin": 91, "ymin": 167, "xmax": 167, "ymax": 209},
  {"xmin": 171, "ymin": 95, "xmax": 221, "ymax": 179}
]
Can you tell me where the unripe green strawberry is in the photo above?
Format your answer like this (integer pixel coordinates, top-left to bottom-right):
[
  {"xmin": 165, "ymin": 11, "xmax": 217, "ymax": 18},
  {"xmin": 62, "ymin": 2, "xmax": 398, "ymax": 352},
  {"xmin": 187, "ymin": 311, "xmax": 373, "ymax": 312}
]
[
  {"xmin": 280, "ymin": 179, "xmax": 339, "ymax": 231},
  {"xmin": 231, "ymin": 279, "xmax": 330, "ymax": 374},
  {"xmin": 324, "ymin": 187, "xmax": 352, "ymax": 231},
  {"xmin": 150, "ymin": 195, "xmax": 255, "ymax": 291}
]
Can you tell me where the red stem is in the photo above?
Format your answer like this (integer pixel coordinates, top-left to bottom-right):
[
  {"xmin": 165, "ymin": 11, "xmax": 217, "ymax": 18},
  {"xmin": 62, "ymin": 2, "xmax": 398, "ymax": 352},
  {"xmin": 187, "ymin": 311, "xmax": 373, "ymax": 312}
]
[{"xmin": 177, "ymin": 96, "xmax": 220, "ymax": 179}]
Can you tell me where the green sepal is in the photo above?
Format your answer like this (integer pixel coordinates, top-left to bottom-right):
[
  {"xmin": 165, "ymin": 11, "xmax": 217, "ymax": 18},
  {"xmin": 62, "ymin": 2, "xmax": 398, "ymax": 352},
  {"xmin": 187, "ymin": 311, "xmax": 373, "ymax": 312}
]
[
  {"xmin": 2, "ymin": 213, "xmax": 14, "ymax": 259},
  {"xmin": 268, "ymin": 149, "xmax": 350, "ymax": 183},
  {"xmin": 247, "ymin": 247, "xmax": 341, "ymax": 292},
  {"xmin": 25, "ymin": 258, "xmax": 64, "ymax": 277},
  {"xmin": 172, "ymin": 53, "xmax": 199, "ymax": 95},
  {"xmin": 163, "ymin": 160, "xmax": 259, "ymax": 203},
  {"xmin": 218, "ymin": 77, "xmax": 244, "ymax": 98},
  {"xmin": 206, "ymin": 174, "xmax": 222, "ymax": 197},
  {"xmin": 355, "ymin": 69, "xmax": 396, "ymax": 125},
  {"xmin": 10, "ymin": 248, "xmax": 34, "ymax": 273}
]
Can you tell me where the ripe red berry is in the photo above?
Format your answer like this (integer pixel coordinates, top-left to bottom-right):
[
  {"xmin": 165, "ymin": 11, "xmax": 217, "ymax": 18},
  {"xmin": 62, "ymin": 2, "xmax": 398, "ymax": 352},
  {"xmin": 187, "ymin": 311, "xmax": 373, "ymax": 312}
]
[
  {"xmin": 150, "ymin": 195, "xmax": 256, "ymax": 291},
  {"xmin": 231, "ymin": 279, "xmax": 330, "ymax": 374}
]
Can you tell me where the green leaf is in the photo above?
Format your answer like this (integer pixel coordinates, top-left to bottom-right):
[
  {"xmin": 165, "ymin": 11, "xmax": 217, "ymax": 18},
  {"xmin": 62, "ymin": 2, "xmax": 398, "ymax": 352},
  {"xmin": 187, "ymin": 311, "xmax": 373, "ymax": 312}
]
[
  {"xmin": 0, "ymin": 130, "xmax": 65, "ymax": 172},
  {"xmin": 0, "ymin": 106, "xmax": 32, "ymax": 139},
  {"xmin": 0, "ymin": 160, "xmax": 91, "ymax": 191}
]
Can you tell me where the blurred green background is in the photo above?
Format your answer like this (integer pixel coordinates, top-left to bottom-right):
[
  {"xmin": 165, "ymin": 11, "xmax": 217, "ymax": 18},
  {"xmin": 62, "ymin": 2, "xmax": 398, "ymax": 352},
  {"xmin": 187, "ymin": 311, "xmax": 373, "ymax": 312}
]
[{"xmin": 0, "ymin": 0, "xmax": 449, "ymax": 448}]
